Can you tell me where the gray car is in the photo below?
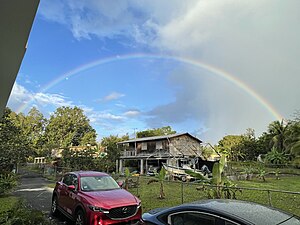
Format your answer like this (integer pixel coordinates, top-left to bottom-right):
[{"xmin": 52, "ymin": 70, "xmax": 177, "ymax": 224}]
[{"xmin": 142, "ymin": 199, "xmax": 300, "ymax": 225}]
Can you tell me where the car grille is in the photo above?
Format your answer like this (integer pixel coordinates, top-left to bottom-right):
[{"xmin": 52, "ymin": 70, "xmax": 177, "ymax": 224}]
[{"xmin": 107, "ymin": 205, "xmax": 138, "ymax": 220}]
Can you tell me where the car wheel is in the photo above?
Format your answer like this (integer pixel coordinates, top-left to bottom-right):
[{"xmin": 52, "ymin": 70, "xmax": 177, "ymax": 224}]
[
  {"xmin": 181, "ymin": 176, "xmax": 187, "ymax": 182},
  {"xmin": 51, "ymin": 195, "xmax": 59, "ymax": 216},
  {"xmin": 75, "ymin": 210, "xmax": 86, "ymax": 225}
]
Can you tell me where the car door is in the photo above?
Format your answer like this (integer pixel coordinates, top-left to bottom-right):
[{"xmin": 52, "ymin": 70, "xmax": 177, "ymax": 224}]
[
  {"xmin": 64, "ymin": 174, "xmax": 78, "ymax": 215},
  {"xmin": 59, "ymin": 174, "xmax": 73, "ymax": 213}
]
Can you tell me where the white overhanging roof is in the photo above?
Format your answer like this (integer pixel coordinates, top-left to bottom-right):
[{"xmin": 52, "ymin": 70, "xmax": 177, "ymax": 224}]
[{"xmin": 0, "ymin": 0, "xmax": 40, "ymax": 117}]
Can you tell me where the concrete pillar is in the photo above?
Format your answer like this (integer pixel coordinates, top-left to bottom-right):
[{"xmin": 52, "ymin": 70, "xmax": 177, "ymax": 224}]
[
  {"xmin": 140, "ymin": 159, "xmax": 144, "ymax": 175},
  {"xmin": 119, "ymin": 159, "xmax": 123, "ymax": 174},
  {"xmin": 115, "ymin": 160, "xmax": 118, "ymax": 173}
]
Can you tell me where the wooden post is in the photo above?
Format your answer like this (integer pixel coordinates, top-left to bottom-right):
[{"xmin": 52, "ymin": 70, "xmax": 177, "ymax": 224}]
[{"xmin": 267, "ymin": 190, "xmax": 272, "ymax": 206}]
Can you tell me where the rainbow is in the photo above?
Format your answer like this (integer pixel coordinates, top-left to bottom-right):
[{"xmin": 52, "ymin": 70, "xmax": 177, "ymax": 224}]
[{"xmin": 17, "ymin": 53, "xmax": 283, "ymax": 120}]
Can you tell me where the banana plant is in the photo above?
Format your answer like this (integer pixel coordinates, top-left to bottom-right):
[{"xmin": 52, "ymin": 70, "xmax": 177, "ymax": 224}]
[
  {"xmin": 197, "ymin": 154, "xmax": 241, "ymax": 199},
  {"xmin": 124, "ymin": 168, "xmax": 136, "ymax": 190},
  {"xmin": 147, "ymin": 167, "xmax": 166, "ymax": 199}
]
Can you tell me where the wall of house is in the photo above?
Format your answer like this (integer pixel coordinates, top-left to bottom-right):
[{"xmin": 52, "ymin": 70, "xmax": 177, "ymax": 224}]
[
  {"xmin": 127, "ymin": 140, "xmax": 169, "ymax": 155},
  {"xmin": 169, "ymin": 135, "xmax": 201, "ymax": 157}
]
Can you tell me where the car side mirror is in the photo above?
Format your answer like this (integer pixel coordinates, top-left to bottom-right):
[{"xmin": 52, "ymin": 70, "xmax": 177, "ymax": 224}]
[
  {"xmin": 68, "ymin": 185, "xmax": 76, "ymax": 191},
  {"xmin": 117, "ymin": 181, "xmax": 124, "ymax": 188}
]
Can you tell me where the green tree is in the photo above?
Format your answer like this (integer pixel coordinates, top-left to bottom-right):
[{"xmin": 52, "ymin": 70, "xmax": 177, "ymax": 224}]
[
  {"xmin": 268, "ymin": 120, "xmax": 289, "ymax": 153},
  {"xmin": 256, "ymin": 132, "xmax": 273, "ymax": 154},
  {"xmin": 136, "ymin": 126, "xmax": 176, "ymax": 138},
  {"xmin": 284, "ymin": 119, "xmax": 300, "ymax": 157},
  {"xmin": 0, "ymin": 108, "xmax": 32, "ymax": 173},
  {"xmin": 101, "ymin": 134, "xmax": 129, "ymax": 172},
  {"xmin": 218, "ymin": 135, "xmax": 245, "ymax": 161},
  {"xmin": 25, "ymin": 107, "xmax": 47, "ymax": 154},
  {"xmin": 62, "ymin": 147, "xmax": 97, "ymax": 170},
  {"xmin": 9, "ymin": 107, "xmax": 47, "ymax": 156},
  {"xmin": 239, "ymin": 129, "xmax": 266, "ymax": 161},
  {"xmin": 45, "ymin": 106, "xmax": 96, "ymax": 148}
]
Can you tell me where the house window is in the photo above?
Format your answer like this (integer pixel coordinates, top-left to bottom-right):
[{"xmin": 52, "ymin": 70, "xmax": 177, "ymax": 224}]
[
  {"xmin": 156, "ymin": 141, "xmax": 162, "ymax": 150},
  {"xmin": 141, "ymin": 142, "xmax": 147, "ymax": 150}
]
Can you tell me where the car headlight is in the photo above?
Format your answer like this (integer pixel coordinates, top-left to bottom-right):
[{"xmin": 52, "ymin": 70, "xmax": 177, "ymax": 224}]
[
  {"xmin": 88, "ymin": 205, "xmax": 109, "ymax": 214},
  {"xmin": 137, "ymin": 202, "xmax": 142, "ymax": 209}
]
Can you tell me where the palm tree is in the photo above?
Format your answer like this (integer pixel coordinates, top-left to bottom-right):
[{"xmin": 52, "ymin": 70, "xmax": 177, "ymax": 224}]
[
  {"xmin": 268, "ymin": 120, "xmax": 289, "ymax": 153},
  {"xmin": 285, "ymin": 121, "xmax": 300, "ymax": 156}
]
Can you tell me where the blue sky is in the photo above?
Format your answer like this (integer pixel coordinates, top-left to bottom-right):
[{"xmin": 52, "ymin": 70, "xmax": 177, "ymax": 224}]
[{"xmin": 8, "ymin": 0, "xmax": 300, "ymax": 143}]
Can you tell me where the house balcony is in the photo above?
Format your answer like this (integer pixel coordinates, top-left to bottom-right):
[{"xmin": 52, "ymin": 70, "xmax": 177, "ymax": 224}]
[
  {"xmin": 122, "ymin": 150, "xmax": 136, "ymax": 157},
  {"xmin": 121, "ymin": 150, "xmax": 171, "ymax": 159}
]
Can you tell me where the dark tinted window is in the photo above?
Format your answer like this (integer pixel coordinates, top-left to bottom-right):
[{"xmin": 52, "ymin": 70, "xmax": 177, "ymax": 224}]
[
  {"xmin": 170, "ymin": 212, "xmax": 215, "ymax": 225},
  {"xmin": 63, "ymin": 174, "xmax": 75, "ymax": 186},
  {"xmin": 71, "ymin": 174, "xmax": 78, "ymax": 189}
]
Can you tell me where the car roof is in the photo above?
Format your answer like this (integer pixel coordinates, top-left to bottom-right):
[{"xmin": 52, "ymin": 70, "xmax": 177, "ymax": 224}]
[
  {"xmin": 68, "ymin": 171, "xmax": 109, "ymax": 177},
  {"xmin": 177, "ymin": 199, "xmax": 295, "ymax": 225}
]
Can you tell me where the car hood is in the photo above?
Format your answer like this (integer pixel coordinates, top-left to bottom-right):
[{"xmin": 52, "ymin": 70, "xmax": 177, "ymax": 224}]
[{"xmin": 81, "ymin": 189, "xmax": 139, "ymax": 209}]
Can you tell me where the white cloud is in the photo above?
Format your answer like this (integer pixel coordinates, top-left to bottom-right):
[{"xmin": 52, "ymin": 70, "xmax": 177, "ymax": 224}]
[
  {"xmin": 101, "ymin": 92, "xmax": 125, "ymax": 102},
  {"xmin": 33, "ymin": 93, "xmax": 73, "ymax": 108},
  {"xmin": 7, "ymin": 83, "xmax": 74, "ymax": 113},
  {"xmin": 8, "ymin": 83, "xmax": 32, "ymax": 108},
  {"xmin": 88, "ymin": 113, "xmax": 124, "ymax": 126},
  {"xmin": 123, "ymin": 110, "xmax": 140, "ymax": 117},
  {"xmin": 150, "ymin": 0, "xmax": 300, "ymax": 120},
  {"xmin": 8, "ymin": 83, "xmax": 127, "ymax": 131},
  {"xmin": 96, "ymin": 112, "xmax": 124, "ymax": 121},
  {"xmin": 38, "ymin": 1, "xmax": 300, "ymax": 142},
  {"xmin": 38, "ymin": 0, "xmax": 195, "ymax": 41},
  {"xmin": 145, "ymin": 67, "xmax": 281, "ymax": 143}
]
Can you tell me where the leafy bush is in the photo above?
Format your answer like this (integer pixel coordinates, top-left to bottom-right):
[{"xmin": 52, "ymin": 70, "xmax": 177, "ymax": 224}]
[
  {"xmin": 0, "ymin": 200, "xmax": 50, "ymax": 225},
  {"xmin": 292, "ymin": 157, "xmax": 300, "ymax": 168},
  {"xmin": 256, "ymin": 166, "xmax": 267, "ymax": 182},
  {"xmin": 241, "ymin": 166, "xmax": 254, "ymax": 180},
  {"xmin": 0, "ymin": 173, "xmax": 17, "ymax": 195},
  {"xmin": 265, "ymin": 148, "xmax": 288, "ymax": 165}
]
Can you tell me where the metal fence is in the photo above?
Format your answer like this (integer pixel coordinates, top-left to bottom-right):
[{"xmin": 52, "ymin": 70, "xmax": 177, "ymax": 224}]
[
  {"xmin": 128, "ymin": 176, "xmax": 300, "ymax": 216},
  {"xmin": 27, "ymin": 163, "xmax": 300, "ymax": 216}
]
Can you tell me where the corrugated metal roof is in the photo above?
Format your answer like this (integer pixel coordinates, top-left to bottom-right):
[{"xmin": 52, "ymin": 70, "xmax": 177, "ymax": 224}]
[{"xmin": 117, "ymin": 132, "xmax": 202, "ymax": 144}]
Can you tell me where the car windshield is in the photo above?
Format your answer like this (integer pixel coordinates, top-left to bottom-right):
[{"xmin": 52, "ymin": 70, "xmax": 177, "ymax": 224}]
[{"xmin": 80, "ymin": 176, "xmax": 120, "ymax": 191}]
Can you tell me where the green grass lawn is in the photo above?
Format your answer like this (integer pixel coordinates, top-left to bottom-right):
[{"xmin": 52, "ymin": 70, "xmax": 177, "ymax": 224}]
[
  {"xmin": 44, "ymin": 174, "xmax": 300, "ymax": 216},
  {"xmin": 127, "ymin": 176, "xmax": 300, "ymax": 216},
  {"xmin": 0, "ymin": 195, "xmax": 19, "ymax": 214}
]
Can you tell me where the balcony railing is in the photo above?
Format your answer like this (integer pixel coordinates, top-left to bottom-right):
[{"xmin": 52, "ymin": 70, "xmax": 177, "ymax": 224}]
[
  {"xmin": 122, "ymin": 150, "xmax": 136, "ymax": 157},
  {"xmin": 122, "ymin": 150, "xmax": 170, "ymax": 158}
]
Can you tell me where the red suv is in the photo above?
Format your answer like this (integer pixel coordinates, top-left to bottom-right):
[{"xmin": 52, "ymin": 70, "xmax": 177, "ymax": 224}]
[{"xmin": 51, "ymin": 171, "xmax": 141, "ymax": 225}]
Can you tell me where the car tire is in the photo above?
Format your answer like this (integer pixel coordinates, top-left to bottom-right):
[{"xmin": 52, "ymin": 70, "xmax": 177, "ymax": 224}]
[
  {"xmin": 181, "ymin": 176, "xmax": 187, "ymax": 182},
  {"xmin": 51, "ymin": 195, "xmax": 59, "ymax": 216},
  {"xmin": 75, "ymin": 209, "xmax": 87, "ymax": 225}
]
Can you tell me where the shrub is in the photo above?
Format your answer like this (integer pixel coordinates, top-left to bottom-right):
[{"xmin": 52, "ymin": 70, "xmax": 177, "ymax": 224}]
[
  {"xmin": 0, "ymin": 200, "xmax": 50, "ymax": 225},
  {"xmin": 0, "ymin": 173, "xmax": 17, "ymax": 195},
  {"xmin": 292, "ymin": 157, "xmax": 300, "ymax": 168},
  {"xmin": 265, "ymin": 148, "xmax": 288, "ymax": 165},
  {"xmin": 241, "ymin": 166, "xmax": 254, "ymax": 180},
  {"xmin": 256, "ymin": 166, "xmax": 267, "ymax": 182}
]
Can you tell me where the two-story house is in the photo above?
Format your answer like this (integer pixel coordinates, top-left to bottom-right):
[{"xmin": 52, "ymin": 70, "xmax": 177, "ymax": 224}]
[{"xmin": 117, "ymin": 133, "xmax": 203, "ymax": 174}]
